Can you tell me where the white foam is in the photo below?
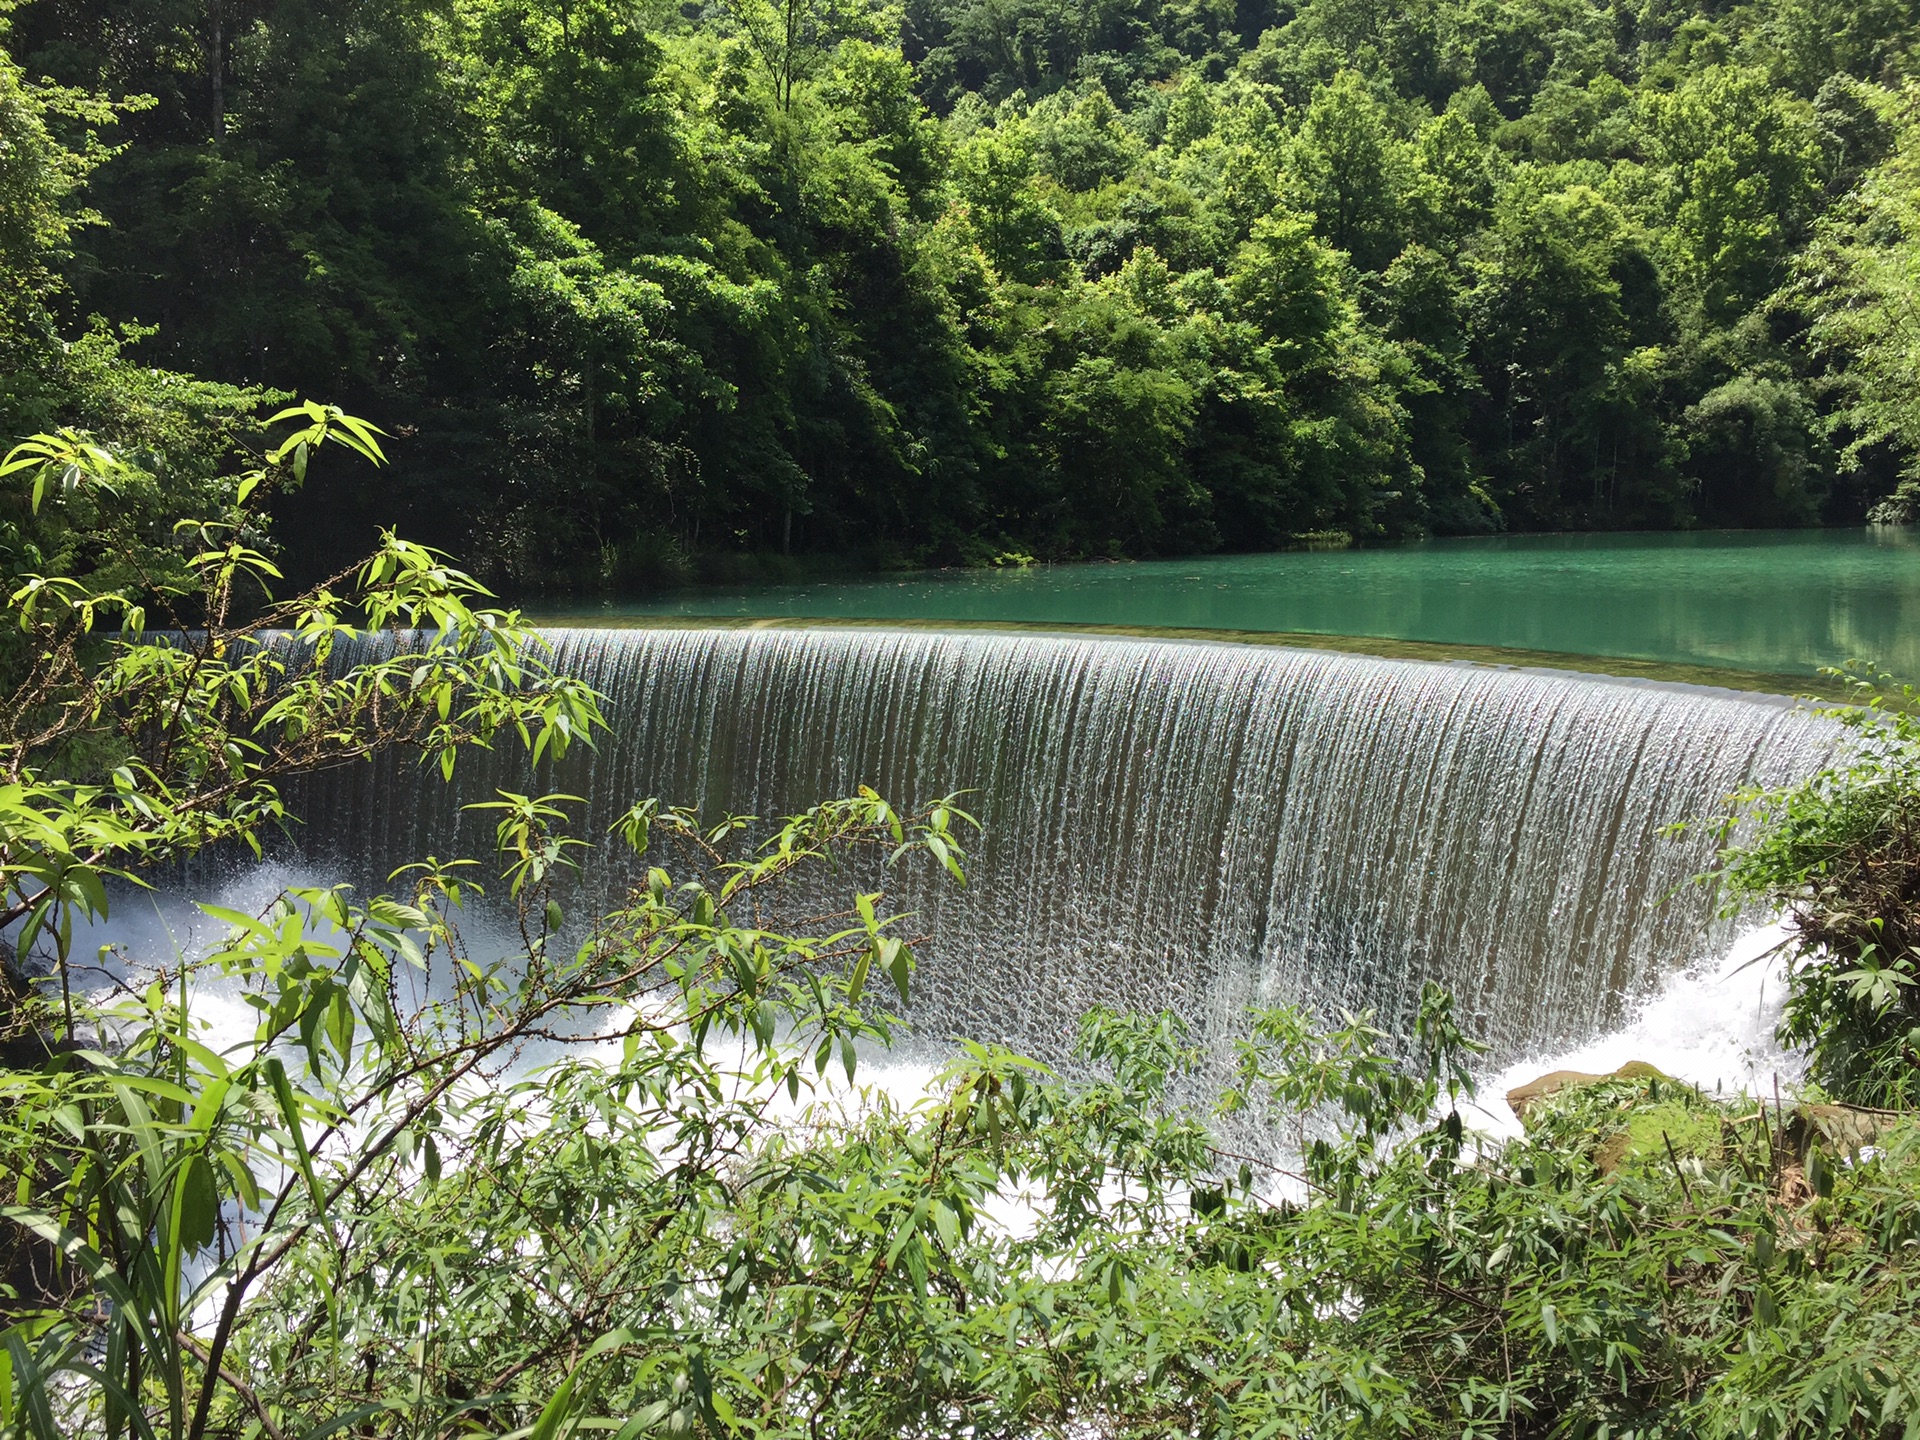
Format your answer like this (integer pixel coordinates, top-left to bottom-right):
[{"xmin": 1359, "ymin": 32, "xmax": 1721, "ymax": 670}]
[
  {"xmin": 1473, "ymin": 920, "xmax": 1801, "ymax": 1139},
  {"xmin": 56, "ymin": 867, "xmax": 1812, "ymax": 1191}
]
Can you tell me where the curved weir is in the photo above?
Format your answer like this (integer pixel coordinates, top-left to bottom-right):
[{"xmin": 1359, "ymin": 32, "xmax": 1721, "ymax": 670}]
[{"xmin": 290, "ymin": 629, "xmax": 1835, "ymax": 1061}]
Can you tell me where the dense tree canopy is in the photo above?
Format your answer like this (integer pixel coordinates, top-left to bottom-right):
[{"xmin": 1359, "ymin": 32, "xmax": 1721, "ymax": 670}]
[{"xmin": 7, "ymin": 0, "xmax": 1920, "ymax": 586}]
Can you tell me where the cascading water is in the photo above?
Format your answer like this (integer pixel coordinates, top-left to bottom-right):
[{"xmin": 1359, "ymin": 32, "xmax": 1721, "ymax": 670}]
[{"xmin": 285, "ymin": 628, "xmax": 1835, "ymax": 1064}]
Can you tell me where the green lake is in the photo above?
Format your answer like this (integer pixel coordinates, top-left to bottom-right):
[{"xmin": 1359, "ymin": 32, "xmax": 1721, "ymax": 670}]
[{"xmin": 544, "ymin": 528, "xmax": 1920, "ymax": 683}]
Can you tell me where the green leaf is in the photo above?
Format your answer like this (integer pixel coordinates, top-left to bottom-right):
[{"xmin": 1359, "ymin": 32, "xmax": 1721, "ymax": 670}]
[
  {"xmin": 175, "ymin": 1153, "xmax": 219, "ymax": 1254},
  {"xmin": 2, "ymin": 1332, "xmax": 58, "ymax": 1440},
  {"xmin": 266, "ymin": 1058, "xmax": 327, "ymax": 1214},
  {"xmin": 883, "ymin": 937, "xmax": 911, "ymax": 1004},
  {"xmin": 528, "ymin": 1366, "xmax": 582, "ymax": 1440}
]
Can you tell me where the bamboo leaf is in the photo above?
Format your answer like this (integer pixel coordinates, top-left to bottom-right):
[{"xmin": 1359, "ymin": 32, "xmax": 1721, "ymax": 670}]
[
  {"xmin": 265, "ymin": 1058, "xmax": 327, "ymax": 1214},
  {"xmin": 1, "ymin": 1332, "xmax": 58, "ymax": 1440}
]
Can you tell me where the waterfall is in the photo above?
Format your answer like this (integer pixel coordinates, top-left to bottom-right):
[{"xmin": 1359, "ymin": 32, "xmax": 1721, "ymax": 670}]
[{"xmin": 286, "ymin": 628, "xmax": 1834, "ymax": 1062}]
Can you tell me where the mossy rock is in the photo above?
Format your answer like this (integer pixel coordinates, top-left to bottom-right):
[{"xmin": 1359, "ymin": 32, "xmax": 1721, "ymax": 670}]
[
  {"xmin": 1506, "ymin": 1061, "xmax": 1729, "ymax": 1176},
  {"xmin": 1506, "ymin": 1060, "xmax": 1675, "ymax": 1123},
  {"xmin": 1592, "ymin": 1100, "xmax": 1726, "ymax": 1177}
]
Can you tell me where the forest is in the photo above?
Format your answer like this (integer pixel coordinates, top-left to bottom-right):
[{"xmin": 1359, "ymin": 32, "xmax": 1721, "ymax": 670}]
[{"xmin": 8, "ymin": 0, "xmax": 1920, "ymax": 588}]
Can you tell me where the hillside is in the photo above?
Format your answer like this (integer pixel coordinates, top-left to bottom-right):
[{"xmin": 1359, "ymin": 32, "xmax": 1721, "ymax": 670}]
[{"xmin": 7, "ymin": 0, "xmax": 1920, "ymax": 585}]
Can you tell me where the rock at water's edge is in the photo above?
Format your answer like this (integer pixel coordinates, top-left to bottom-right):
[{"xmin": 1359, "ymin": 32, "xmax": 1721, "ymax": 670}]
[{"xmin": 1506, "ymin": 1060, "xmax": 1671, "ymax": 1121}]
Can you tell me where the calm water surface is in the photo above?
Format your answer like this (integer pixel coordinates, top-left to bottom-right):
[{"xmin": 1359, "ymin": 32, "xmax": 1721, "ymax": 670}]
[{"xmin": 554, "ymin": 529, "xmax": 1920, "ymax": 679}]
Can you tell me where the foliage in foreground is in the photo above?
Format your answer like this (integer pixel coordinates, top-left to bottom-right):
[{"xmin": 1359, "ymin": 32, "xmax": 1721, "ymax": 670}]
[
  {"xmin": 201, "ymin": 1002, "xmax": 1920, "ymax": 1439},
  {"xmin": 9, "ymin": 915, "xmax": 1920, "ymax": 1438}
]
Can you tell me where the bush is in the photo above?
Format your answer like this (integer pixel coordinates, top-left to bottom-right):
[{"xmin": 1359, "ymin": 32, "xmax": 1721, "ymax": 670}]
[{"xmin": 1720, "ymin": 665, "xmax": 1920, "ymax": 1108}]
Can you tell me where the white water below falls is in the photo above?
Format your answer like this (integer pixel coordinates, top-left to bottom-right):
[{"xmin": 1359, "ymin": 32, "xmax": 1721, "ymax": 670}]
[
  {"xmin": 1478, "ymin": 919, "xmax": 1800, "ymax": 1138},
  {"xmin": 84, "ymin": 867, "xmax": 1805, "ymax": 1138}
]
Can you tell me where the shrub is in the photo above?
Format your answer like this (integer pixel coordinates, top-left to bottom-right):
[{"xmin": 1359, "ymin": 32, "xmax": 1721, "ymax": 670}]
[{"xmin": 1721, "ymin": 665, "xmax": 1920, "ymax": 1108}]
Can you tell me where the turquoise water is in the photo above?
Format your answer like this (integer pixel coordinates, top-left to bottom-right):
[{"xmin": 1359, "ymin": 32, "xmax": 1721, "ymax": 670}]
[{"xmin": 547, "ymin": 529, "xmax": 1920, "ymax": 679}]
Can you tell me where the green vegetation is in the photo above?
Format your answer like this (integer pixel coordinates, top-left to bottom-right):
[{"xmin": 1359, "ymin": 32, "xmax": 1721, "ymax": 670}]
[
  {"xmin": 1721, "ymin": 666, "xmax": 1920, "ymax": 1109},
  {"xmin": 6, "ymin": 0, "xmax": 1920, "ymax": 586},
  {"xmin": 0, "ymin": 416, "xmax": 1915, "ymax": 1436},
  {"xmin": 0, "ymin": 23, "xmax": 271, "ymax": 668}
]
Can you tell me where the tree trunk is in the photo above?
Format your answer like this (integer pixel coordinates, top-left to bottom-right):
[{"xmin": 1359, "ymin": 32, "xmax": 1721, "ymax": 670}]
[
  {"xmin": 209, "ymin": 0, "xmax": 225, "ymax": 139},
  {"xmin": 782, "ymin": 0, "xmax": 798, "ymax": 112}
]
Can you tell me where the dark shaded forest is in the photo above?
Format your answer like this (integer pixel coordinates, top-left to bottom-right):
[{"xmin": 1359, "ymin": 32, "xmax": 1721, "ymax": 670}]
[{"xmin": 8, "ymin": 0, "xmax": 1920, "ymax": 587}]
